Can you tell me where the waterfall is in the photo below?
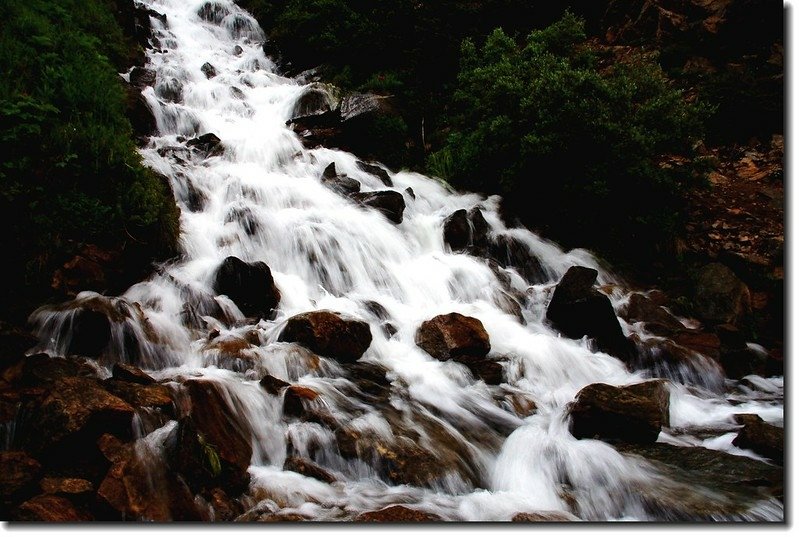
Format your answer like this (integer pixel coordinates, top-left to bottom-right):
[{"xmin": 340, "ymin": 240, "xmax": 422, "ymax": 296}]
[{"xmin": 23, "ymin": 0, "xmax": 782, "ymax": 522}]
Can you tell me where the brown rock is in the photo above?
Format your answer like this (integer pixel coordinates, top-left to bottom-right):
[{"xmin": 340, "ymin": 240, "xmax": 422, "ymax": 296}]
[
  {"xmin": 284, "ymin": 456, "xmax": 336, "ymax": 484},
  {"xmin": 260, "ymin": 374, "xmax": 290, "ymax": 395},
  {"xmin": 213, "ymin": 256, "xmax": 281, "ymax": 320},
  {"xmin": 103, "ymin": 379, "xmax": 174, "ymax": 411},
  {"xmin": 672, "ymin": 331, "xmax": 722, "ymax": 359},
  {"xmin": 278, "ymin": 310, "xmax": 372, "ymax": 363},
  {"xmin": 568, "ymin": 380, "xmax": 670, "ymax": 444},
  {"xmin": 732, "ymin": 414, "xmax": 783, "ymax": 464},
  {"xmin": 14, "ymin": 494, "xmax": 90, "ymax": 521},
  {"xmin": 39, "ymin": 477, "xmax": 93, "ymax": 500},
  {"xmin": 355, "ymin": 505, "xmax": 441, "ymax": 522},
  {"xmin": 622, "ymin": 293, "xmax": 685, "ymax": 333},
  {"xmin": 694, "ymin": 263, "xmax": 751, "ymax": 327},
  {"xmin": 512, "ymin": 511, "xmax": 576, "ymax": 522},
  {"xmin": 0, "ymin": 452, "xmax": 42, "ymax": 514},
  {"xmin": 112, "ymin": 363, "xmax": 155, "ymax": 385},
  {"xmin": 415, "ymin": 313, "xmax": 490, "ymax": 361},
  {"xmin": 351, "ymin": 190, "xmax": 405, "ymax": 224},
  {"xmin": 283, "ymin": 385, "xmax": 319, "ymax": 419}
]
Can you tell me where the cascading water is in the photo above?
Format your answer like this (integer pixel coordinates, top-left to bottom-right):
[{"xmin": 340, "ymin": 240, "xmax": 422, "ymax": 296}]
[{"xmin": 24, "ymin": 0, "xmax": 783, "ymax": 522}]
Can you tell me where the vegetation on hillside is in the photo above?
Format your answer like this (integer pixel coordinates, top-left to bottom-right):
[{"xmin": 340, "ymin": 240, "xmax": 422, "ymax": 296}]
[{"xmin": 0, "ymin": 0, "xmax": 178, "ymax": 321}]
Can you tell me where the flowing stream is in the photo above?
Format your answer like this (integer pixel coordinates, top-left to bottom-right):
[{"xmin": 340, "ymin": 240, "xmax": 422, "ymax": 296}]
[{"xmin": 26, "ymin": 0, "xmax": 783, "ymax": 521}]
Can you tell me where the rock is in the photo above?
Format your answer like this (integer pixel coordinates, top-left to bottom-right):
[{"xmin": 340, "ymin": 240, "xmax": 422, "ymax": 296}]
[
  {"xmin": 568, "ymin": 380, "xmax": 670, "ymax": 444},
  {"xmin": 546, "ymin": 266, "xmax": 633, "ymax": 362},
  {"xmin": 284, "ymin": 456, "xmax": 336, "ymax": 484},
  {"xmin": 720, "ymin": 346, "xmax": 767, "ymax": 380},
  {"xmin": 187, "ymin": 132, "xmax": 223, "ymax": 156},
  {"xmin": 694, "ymin": 263, "xmax": 751, "ymax": 327},
  {"xmin": 20, "ymin": 354, "xmax": 95, "ymax": 386},
  {"xmin": 14, "ymin": 494, "xmax": 90, "ymax": 521},
  {"xmin": 351, "ymin": 190, "xmax": 405, "ymax": 224},
  {"xmin": 356, "ymin": 161, "xmax": 392, "ymax": 187},
  {"xmin": 616, "ymin": 442, "xmax": 783, "ymax": 520},
  {"xmin": 212, "ymin": 256, "xmax": 281, "ymax": 320},
  {"xmin": 123, "ymin": 83, "xmax": 156, "ymax": 139},
  {"xmin": 0, "ymin": 452, "xmax": 42, "ymax": 516},
  {"xmin": 197, "ymin": 2, "xmax": 230, "ymax": 24},
  {"xmin": 415, "ymin": 313, "xmax": 490, "ymax": 361},
  {"xmin": 354, "ymin": 505, "xmax": 441, "ymax": 522},
  {"xmin": 282, "ymin": 385, "xmax": 319, "ymax": 419},
  {"xmin": 340, "ymin": 93, "xmax": 391, "ymax": 122},
  {"xmin": 404, "ymin": 187, "xmax": 415, "ymax": 199},
  {"xmin": 732, "ymin": 414, "xmax": 783, "ymax": 464},
  {"xmin": 672, "ymin": 331, "xmax": 721, "ymax": 360},
  {"xmin": 181, "ymin": 379, "xmax": 253, "ymax": 490},
  {"xmin": 201, "ymin": 62, "xmax": 217, "ymax": 79},
  {"xmin": 321, "ymin": 162, "xmax": 360, "ymax": 195},
  {"xmin": 622, "ymin": 293, "xmax": 685, "ymax": 334},
  {"xmin": 291, "ymin": 83, "xmax": 336, "ymax": 118},
  {"xmin": 23, "ymin": 377, "xmax": 135, "ymax": 456},
  {"xmin": 287, "ymin": 110, "xmax": 343, "ymax": 149},
  {"xmin": 129, "ymin": 67, "xmax": 156, "ymax": 88},
  {"xmin": 103, "ymin": 379, "xmax": 174, "ymax": 412},
  {"xmin": 278, "ymin": 310, "xmax": 372, "ymax": 363},
  {"xmin": 155, "ymin": 77, "xmax": 183, "ymax": 103},
  {"xmin": 39, "ymin": 477, "xmax": 93, "ymax": 501},
  {"xmin": 340, "ymin": 361, "xmax": 391, "ymax": 398},
  {"xmin": 488, "ymin": 234, "xmax": 546, "ymax": 284},
  {"xmin": 452, "ymin": 354, "xmax": 504, "ymax": 385},
  {"xmin": 442, "ymin": 209, "xmax": 470, "ymax": 251},
  {"xmin": 259, "ymin": 374, "xmax": 290, "ymax": 395},
  {"xmin": 66, "ymin": 307, "xmax": 112, "ymax": 357},
  {"xmin": 207, "ymin": 487, "xmax": 242, "ymax": 521},
  {"xmin": 630, "ymin": 337, "xmax": 725, "ymax": 392},
  {"xmin": 112, "ymin": 363, "xmax": 155, "ymax": 385},
  {"xmin": 512, "ymin": 511, "xmax": 576, "ymax": 522}
]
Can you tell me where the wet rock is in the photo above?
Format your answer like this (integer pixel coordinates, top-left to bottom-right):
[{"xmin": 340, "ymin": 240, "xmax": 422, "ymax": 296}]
[
  {"xmin": 284, "ymin": 456, "xmax": 336, "ymax": 484},
  {"xmin": 732, "ymin": 414, "xmax": 783, "ymax": 464},
  {"xmin": 66, "ymin": 307, "xmax": 112, "ymax": 357},
  {"xmin": 103, "ymin": 379, "xmax": 174, "ymax": 412},
  {"xmin": 672, "ymin": 331, "xmax": 721, "ymax": 360},
  {"xmin": 568, "ymin": 380, "xmax": 670, "ymax": 444},
  {"xmin": 213, "ymin": 256, "xmax": 281, "ymax": 320},
  {"xmin": 282, "ymin": 385, "xmax": 319, "ymax": 419},
  {"xmin": 291, "ymin": 83, "xmax": 336, "ymax": 118},
  {"xmin": 488, "ymin": 234, "xmax": 546, "ymax": 284},
  {"xmin": 452, "ymin": 354, "xmax": 504, "ymax": 385},
  {"xmin": 340, "ymin": 361, "xmax": 391, "ymax": 398},
  {"xmin": 201, "ymin": 62, "xmax": 217, "ymax": 79},
  {"xmin": 512, "ymin": 511, "xmax": 577, "ymax": 522},
  {"xmin": 415, "ymin": 313, "xmax": 490, "ymax": 361},
  {"xmin": 404, "ymin": 187, "xmax": 415, "ymax": 199},
  {"xmin": 197, "ymin": 2, "xmax": 230, "ymax": 24},
  {"xmin": 172, "ymin": 379, "xmax": 252, "ymax": 496},
  {"xmin": 24, "ymin": 376, "xmax": 134, "ymax": 456},
  {"xmin": 321, "ymin": 162, "xmax": 360, "ymax": 195},
  {"xmin": 0, "ymin": 452, "xmax": 42, "ymax": 516},
  {"xmin": 622, "ymin": 293, "xmax": 686, "ymax": 334},
  {"xmin": 39, "ymin": 477, "xmax": 93, "ymax": 502},
  {"xmin": 443, "ymin": 209, "xmax": 470, "ymax": 251},
  {"xmin": 21, "ymin": 354, "xmax": 96, "ymax": 386},
  {"xmin": 354, "ymin": 505, "xmax": 441, "ymax": 522},
  {"xmin": 202, "ymin": 335, "xmax": 258, "ymax": 372},
  {"xmin": 630, "ymin": 337, "xmax": 725, "ymax": 392},
  {"xmin": 546, "ymin": 266, "xmax": 634, "ymax": 362},
  {"xmin": 616, "ymin": 442, "xmax": 783, "ymax": 520},
  {"xmin": 14, "ymin": 494, "xmax": 90, "ymax": 521},
  {"xmin": 351, "ymin": 190, "xmax": 405, "ymax": 224},
  {"xmin": 155, "ymin": 77, "xmax": 183, "ymax": 103},
  {"xmin": 112, "ymin": 363, "xmax": 155, "ymax": 385},
  {"xmin": 123, "ymin": 83, "xmax": 156, "ymax": 139},
  {"xmin": 719, "ymin": 343, "xmax": 767, "ymax": 380},
  {"xmin": 356, "ymin": 161, "xmax": 392, "ymax": 187},
  {"xmin": 259, "ymin": 374, "xmax": 290, "ymax": 395},
  {"xmin": 187, "ymin": 132, "xmax": 223, "ymax": 156},
  {"xmin": 278, "ymin": 310, "xmax": 372, "ymax": 363},
  {"xmin": 694, "ymin": 263, "xmax": 751, "ymax": 327},
  {"xmin": 129, "ymin": 67, "xmax": 156, "ymax": 88},
  {"xmin": 340, "ymin": 92, "xmax": 392, "ymax": 121},
  {"xmin": 287, "ymin": 110, "xmax": 343, "ymax": 149}
]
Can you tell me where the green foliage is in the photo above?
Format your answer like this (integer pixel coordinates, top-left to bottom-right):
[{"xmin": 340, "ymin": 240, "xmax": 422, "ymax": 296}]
[
  {"xmin": 431, "ymin": 14, "xmax": 709, "ymax": 262},
  {"xmin": 0, "ymin": 0, "xmax": 178, "ymax": 320},
  {"xmin": 198, "ymin": 433, "xmax": 223, "ymax": 478}
]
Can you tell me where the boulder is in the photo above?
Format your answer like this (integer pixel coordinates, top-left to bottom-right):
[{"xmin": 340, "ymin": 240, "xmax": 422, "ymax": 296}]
[
  {"xmin": 0, "ymin": 452, "xmax": 42, "ymax": 516},
  {"xmin": 339, "ymin": 93, "xmax": 392, "ymax": 121},
  {"xmin": 512, "ymin": 511, "xmax": 576, "ymax": 522},
  {"xmin": 546, "ymin": 266, "xmax": 633, "ymax": 362},
  {"xmin": 278, "ymin": 310, "xmax": 372, "ymax": 363},
  {"xmin": 23, "ymin": 376, "xmax": 135, "ymax": 456},
  {"xmin": 351, "ymin": 190, "xmax": 405, "ymax": 224},
  {"xmin": 212, "ymin": 256, "xmax": 281, "ymax": 320},
  {"xmin": 181, "ymin": 379, "xmax": 253, "ymax": 490},
  {"xmin": 187, "ymin": 132, "xmax": 223, "ymax": 156},
  {"xmin": 14, "ymin": 494, "xmax": 90, "ymax": 521},
  {"xmin": 21, "ymin": 354, "xmax": 96, "ymax": 386},
  {"xmin": 672, "ymin": 331, "xmax": 721, "ymax": 360},
  {"xmin": 694, "ymin": 263, "xmax": 751, "ymax": 327},
  {"xmin": 103, "ymin": 379, "xmax": 174, "ymax": 412},
  {"xmin": 67, "ymin": 307, "xmax": 112, "ymax": 357},
  {"xmin": 629, "ymin": 337, "xmax": 725, "ymax": 392},
  {"xmin": 123, "ymin": 83, "xmax": 156, "ymax": 139},
  {"xmin": 355, "ymin": 505, "xmax": 441, "ymax": 522},
  {"xmin": 732, "ymin": 414, "xmax": 783, "ymax": 464},
  {"xmin": 622, "ymin": 293, "xmax": 686, "ymax": 334},
  {"xmin": 259, "ymin": 374, "xmax": 290, "ymax": 395},
  {"xmin": 284, "ymin": 456, "xmax": 336, "ymax": 484},
  {"xmin": 155, "ymin": 77, "xmax": 183, "ymax": 103},
  {"xmin": 197, "ymin": 2, "xmax": 230, "ymax": 24},
  {"xmin": 356, "ymin": 161, "xmax": 392, "ymax": 187},
  {"xmin": 129, "ymin": 67, "xmax": 156, "ymax": 88},
  {"xmin": 39, "ymin": 477, "xmax": 93, "ymax": 502},
  {"xmin": 454, "ymin": 354, "xmax": 504, "ymax": 385},
  {"xmin": 568, "ymin": 380, "xmax": 670, "ymax": 444},
  {"xmin": 282, "ymin": 385, "xmax": 319, "ymax": 419},
  {"xmin": 415, "ymin": 313, "xmax": 490, "ymax": 361},
  {"xmin": 201, "ymin": 62, "xmax": 217, "ymax": 79},
  {"xmin": 443, "ymin": 207, "xmax": 490, "ymax": 254},
  {"xmin": 291, "ymin": 83, "xmax": 336, "ymax": 118},
  {"xmin": 488, "ymin": 234, "xmax": 546, "ymax": 284},
  {"xmin": 112, "ymin": 363, "xmax": 155, "ymax": 385},
  {"xmin": 321, "ymin": 162, "xmax": 360, "ymax": 195}
]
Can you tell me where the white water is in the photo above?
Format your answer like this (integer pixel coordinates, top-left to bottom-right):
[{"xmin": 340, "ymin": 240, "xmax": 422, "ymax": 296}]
[{"xmin": 26, "ymin": 0, "xmax": 783, "ymax": 521}]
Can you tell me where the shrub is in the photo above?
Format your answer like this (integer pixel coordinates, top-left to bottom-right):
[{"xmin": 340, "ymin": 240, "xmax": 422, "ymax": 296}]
[{"xmin": 430, "ymin": 13, "xmax": 710, "ymax": 263}]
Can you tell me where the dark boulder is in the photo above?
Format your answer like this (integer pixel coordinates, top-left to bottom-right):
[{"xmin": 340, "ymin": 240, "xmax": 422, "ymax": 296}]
[
  {"xmin": 14, "ymin": 494, "xmax": 90, "ymax": 521},
  {"xmin": 488, "ymin": 234, "xmax": 546, "ymax": 284},
  {"xmin": 321, "ymin": 162, "xmax": 360, "ymax": 195},
  {"xmin": 443, "ymin": 207, "xmax": 491, "ymax": 254},
  {"xmin": 103, "ymin": 379, "xmax": 174, "ymax": 413},
  {"xmin": 39, "ymin": 477, "xmax": 93, "ymax": 504},
  {"xmin": 278, "ymin": 310, "xmax": 372, "ymax": 363},
  {"xmin": 694, "ymin": 263, "xmax": 751, "ymax": 327},
  {"xmin": 355, "ymin": 505, "xmax": 441, "ymax": 522},
  {"xmin": 452, "ymin": 354, "xmax": 504, "ymax": 385},
  {"xmin": 671, "ymin": 331, "xmax": 721, "ymax": 360},
  {"xmin": 732, "ymin": 414, "xmax": 783, "ymax": 464},
  {"xmin": 356, "ymin": 161, "xmax": 392, "ymax": 187},
  {"xmin": 201, "ymin": 62, "xmax": 217, "ymax": 79},
  {"xmin": 259, "ymin": 374, "xmax": 290, "ymax": 395},
  {"xmin": 351, "ymin": 190, "xmax": 405, "ymax": 224},
  {"xmin": 287, "ymin": 110, "xmax": 343, "ymax": 149},
  {"xmin": 20, "ymin": 354, "xmax": 96, "ymax": 386},
  {"xmin": 0, "ymin": 452, "xmax": 42, "ymax": 517},
  {"xmin": 284, "ymin": 456, "xmax": 336, "ymax": 484},
  {"xmin": 212, "ymin": 256, "xmax": 281, "ymax": 320},
  {"xmin": 123, "ymin": 83, "xmax": 156, "ymax": 139},
  {"xmin": 629, "ymin": 337, "xmax": 725, "ymax": 392},
  {"xmin": 112, "ymin": 363, "xmax": 155, "ymax": 385},
  {"xmin": 187, "ymin": 132, "xmax": 223, "ymax": 157},
  {"xmin": 67, "ymin": 307, "xmax": 112, "ymax": 357},
  {"xmin": 291, "ymin": 83, "xmax": 335, "ymax": 118},
  {"xmin": 155, "ymin": 77, "xmax": 183, "ymax": 103},
  {"xmin": 568, "ymin": 380, "xmax": 670, "ymax": 444},
  {"xmin": 129, "ymin": 67, "xmax": 156, "ymax": 88},
  {"xmin": 197, "ymin": 2, "xmax": 230, "ymax": 24},
  {"xmin": 546, "ymin": 266, "xmax": 634, "ymax": 362},
  {"xmin": 415, "ymin": 313, "xmax": 490, "ymax": 361},
  {"xmin": 622, "ymin": 293, "xmax": 686, "ymax": 334},
  {"xmin": 339, "ymin": 92, "xmax": 392, "ymax": 121},
  {"xmin": 282, "ymin": 385, "xmax": 320, "ymax": 419}
]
